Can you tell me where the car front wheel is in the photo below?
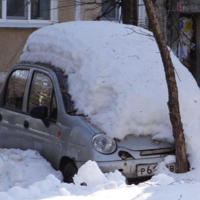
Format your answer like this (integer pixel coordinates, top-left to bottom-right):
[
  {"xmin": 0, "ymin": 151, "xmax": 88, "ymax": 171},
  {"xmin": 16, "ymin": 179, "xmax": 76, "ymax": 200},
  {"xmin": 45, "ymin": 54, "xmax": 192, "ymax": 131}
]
[{"xmin": 62, "ymin": 162, "xmax": 77, "ymax": 183}]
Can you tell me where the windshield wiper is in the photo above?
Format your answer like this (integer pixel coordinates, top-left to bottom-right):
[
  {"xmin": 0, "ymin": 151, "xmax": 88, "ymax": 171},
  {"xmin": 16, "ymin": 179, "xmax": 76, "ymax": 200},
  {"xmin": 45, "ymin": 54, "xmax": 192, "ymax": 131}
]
[
  {"xmin": 67, "ymin": 108, "xmax": 78, "ymax": 114},
  {"xmin": 67, "ymin": 109, "xmax": 87, "ymax": 117}
]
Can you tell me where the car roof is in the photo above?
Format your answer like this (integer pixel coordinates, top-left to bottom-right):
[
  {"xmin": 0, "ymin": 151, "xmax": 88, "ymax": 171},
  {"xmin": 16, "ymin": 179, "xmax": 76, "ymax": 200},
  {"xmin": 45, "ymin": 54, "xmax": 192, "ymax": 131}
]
[{"xmin": 13, "ymin": 62, "xmax": 64, "ymax": 74}]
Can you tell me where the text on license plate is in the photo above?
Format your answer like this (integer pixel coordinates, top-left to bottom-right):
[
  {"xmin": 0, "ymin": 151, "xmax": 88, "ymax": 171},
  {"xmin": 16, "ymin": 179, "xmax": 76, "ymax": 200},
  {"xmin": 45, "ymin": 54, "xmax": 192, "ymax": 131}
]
[{"xmin": 137, "ymin": 163, "xmax": 176, "ymax": 177}]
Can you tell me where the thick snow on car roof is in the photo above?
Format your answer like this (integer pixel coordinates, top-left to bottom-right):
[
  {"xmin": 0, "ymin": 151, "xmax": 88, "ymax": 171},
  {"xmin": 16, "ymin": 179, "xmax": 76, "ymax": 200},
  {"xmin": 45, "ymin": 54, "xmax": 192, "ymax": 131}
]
[{"xmin": 21, "ymin": 21, "xmax": 200, "ymax": 179}]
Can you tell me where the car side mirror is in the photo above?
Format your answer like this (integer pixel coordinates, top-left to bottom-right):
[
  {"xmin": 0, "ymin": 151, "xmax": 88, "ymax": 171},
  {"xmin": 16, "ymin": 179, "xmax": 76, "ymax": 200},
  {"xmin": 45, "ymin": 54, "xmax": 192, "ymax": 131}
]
[{"xmin": 30, "ymin": 106, "xmax": 50, "ymax": 127}]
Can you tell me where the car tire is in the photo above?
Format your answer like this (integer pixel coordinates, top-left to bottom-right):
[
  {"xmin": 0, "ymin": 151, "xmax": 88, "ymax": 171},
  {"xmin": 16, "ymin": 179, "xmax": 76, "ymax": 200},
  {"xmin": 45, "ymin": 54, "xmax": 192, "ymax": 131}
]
[{"xmin": 63, "ymin": 162, "xmax": 77, "ymax": 183}]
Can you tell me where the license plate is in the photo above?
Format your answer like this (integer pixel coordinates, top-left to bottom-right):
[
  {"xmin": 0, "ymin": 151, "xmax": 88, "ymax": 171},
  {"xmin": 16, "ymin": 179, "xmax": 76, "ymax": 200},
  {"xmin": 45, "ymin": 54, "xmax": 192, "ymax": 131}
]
[
  {"xmin": 137, "ymin": 164, "xmax": 157, "ymax": 177},
  {"xmin": 137, "ymin": 163, "xmax": 176, "ymax": 177},
  {"xmin": 166, "ymin": 163, "xmax": 177, "ymax": 172}
]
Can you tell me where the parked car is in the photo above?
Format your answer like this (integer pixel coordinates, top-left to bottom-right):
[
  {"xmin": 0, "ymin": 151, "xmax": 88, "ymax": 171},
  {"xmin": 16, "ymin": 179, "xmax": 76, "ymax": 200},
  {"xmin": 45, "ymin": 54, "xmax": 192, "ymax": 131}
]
[{"xmin": 0, "ymin": 62, "xmax": 176, "ymax": 184}]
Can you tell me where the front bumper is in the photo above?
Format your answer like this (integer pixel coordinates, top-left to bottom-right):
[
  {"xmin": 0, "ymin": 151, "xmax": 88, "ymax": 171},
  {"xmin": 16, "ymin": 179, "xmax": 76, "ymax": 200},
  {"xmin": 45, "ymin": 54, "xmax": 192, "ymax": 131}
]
[{"xmin": 77, "ymin": 156, "xmax": 167, "ymax": 180}]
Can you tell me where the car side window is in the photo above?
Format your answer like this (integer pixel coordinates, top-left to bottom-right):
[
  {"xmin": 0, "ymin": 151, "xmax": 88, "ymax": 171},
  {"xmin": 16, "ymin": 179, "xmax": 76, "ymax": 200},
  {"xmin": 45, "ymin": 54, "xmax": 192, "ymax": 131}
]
[
  {"xmin": 28, "ymin": 71, "xmax": 57, "ymax": 121},
  {"xmin": 5, "ymin": 70, "xmax": 29, "ymax": 111}
]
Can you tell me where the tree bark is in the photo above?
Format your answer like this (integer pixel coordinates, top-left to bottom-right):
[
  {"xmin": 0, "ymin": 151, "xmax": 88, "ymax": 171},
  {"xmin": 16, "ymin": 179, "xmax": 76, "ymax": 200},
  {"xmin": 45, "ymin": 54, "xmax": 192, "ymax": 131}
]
[
  {"xmin": 121, "ymin": 0, "xmax": 133, "ymax": 24},
  {"xmin": 143, "ymin": 0, "xmax": 188, "ymax": 173}
]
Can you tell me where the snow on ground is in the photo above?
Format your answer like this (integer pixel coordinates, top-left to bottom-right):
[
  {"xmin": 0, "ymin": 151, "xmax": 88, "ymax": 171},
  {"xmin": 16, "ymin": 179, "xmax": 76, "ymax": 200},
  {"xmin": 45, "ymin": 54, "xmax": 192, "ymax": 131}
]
[
  {"xmin": 0, "ymin": 149, "xmax": 62, "ymax": 191},
  {"xmin": 20, "ymin": 21, "xmax": 200, "ymax": 182},
  {"xmin": 0, "ymin": 149, "xmax": 200, "ymax": 200}
]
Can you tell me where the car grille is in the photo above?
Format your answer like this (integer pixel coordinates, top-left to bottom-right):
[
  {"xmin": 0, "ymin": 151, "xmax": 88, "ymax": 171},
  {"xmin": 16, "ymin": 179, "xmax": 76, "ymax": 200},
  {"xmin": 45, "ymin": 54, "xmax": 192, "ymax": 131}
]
[{"xmin": 140, "ymin": 148, "xmax": 175, "ymax": 156}]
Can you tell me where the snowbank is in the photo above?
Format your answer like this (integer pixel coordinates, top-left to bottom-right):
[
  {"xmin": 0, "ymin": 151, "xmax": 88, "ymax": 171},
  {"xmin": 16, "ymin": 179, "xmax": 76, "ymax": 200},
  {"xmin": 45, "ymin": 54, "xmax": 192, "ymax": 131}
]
[
  {"xmin": 0, "ymin": 149, "xmax": 200, "ymax": 200},
  {"xmin": 0, "ymin": 150, "xmax": 126, "ymax": 199},
  {"xmin": 0, "ymin": 149, "xmax": 62, "ymax": 191},
  {"xmin": 20, "ymin": 21, "xmax": 200, "ymax": 181},
  {"xmin": 73, "ymin": 160, "xmax": 126, "ymax": 187}
]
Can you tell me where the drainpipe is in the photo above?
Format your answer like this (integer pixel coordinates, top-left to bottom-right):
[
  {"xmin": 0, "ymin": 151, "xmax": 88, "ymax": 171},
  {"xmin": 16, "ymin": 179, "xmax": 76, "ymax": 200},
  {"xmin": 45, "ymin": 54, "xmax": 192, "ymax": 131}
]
[
  {"xmin": 137, "ymin": 0, "xmax": 148, "ymax": 28},
  {"xmin": 75, "ymin": 0, "xmax": 81, "ymax": 21}
]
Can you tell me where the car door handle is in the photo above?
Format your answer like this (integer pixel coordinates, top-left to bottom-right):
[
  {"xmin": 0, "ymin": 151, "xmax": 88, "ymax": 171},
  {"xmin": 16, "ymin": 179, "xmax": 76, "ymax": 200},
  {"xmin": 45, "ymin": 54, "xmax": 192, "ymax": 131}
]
[{"xmin": 24, "ymin": 120, "xmax": 29, "ymax": 129}]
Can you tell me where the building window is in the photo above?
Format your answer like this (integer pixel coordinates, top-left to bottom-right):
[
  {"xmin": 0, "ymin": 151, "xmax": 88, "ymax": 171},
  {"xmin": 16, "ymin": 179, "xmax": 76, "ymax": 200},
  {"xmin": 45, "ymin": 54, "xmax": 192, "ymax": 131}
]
[
  {"xmin": 102, "ymin": 0, "xmax": 119, "ymax": 21},
  {"xmin": 7, "ymin": 0, "xmax": 28, "ymax": 19},
  {"xmin": 31, "ymin": 0, "xmax": 50, "ymax": 20},
  {"xmin": 7, "ymin": 0, "xmax": 50, "ymax": 20},
  {"xmin": 0, "ymin": 0, "xmax": 57, "ymax": 27}
]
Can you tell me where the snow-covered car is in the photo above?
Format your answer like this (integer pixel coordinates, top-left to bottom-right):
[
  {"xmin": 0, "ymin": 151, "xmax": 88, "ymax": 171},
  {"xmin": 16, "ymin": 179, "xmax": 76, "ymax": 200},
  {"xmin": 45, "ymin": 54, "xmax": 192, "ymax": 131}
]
[
  {"xmin": 0, "ymin": 63, "xmax": 175, "ymax": 184},
  {"xmin": 0, "ymin": 21, "xmax": 179, "ymax": 184}
]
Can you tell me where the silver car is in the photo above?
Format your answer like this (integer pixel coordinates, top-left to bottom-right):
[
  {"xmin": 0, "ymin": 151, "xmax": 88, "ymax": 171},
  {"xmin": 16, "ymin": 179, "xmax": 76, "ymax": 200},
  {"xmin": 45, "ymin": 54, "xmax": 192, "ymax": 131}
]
[{"xmin": 0, "ymin": 63, "xmax": 175, "ymax": 184}]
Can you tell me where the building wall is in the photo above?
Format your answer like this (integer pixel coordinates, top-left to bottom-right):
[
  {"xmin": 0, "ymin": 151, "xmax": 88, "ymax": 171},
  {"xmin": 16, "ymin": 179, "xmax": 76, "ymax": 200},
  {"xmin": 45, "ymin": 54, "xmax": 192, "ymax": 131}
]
[
  {"xmin": 80, "ymin": 0, "xmax": 101, "ymax": 21},
  {"xmin": 0, "ymin": 28, "xmax": 37, "ymax": 72},
  {"xmin": 58, "ymin": 0, "xmax": 100, "ymax": 22},
  {"xmin": 58, "ymin": 0, "xmax": 76, "ymax": 22}
]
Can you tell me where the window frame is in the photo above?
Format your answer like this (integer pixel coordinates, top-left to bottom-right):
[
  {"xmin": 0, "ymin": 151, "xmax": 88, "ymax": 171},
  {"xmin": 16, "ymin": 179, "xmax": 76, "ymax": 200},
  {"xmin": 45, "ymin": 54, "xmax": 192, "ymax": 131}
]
[
  {"xmin": 49, "ymin": 89, "xmax": 57, "ymax": 122},
  {"xmin": 6, "ymin": 0, "xmax": 28, "ymax": 20},
  {"xmin": 0, "ymin": 0, "xmax": 58, "ymax": 27},
  {"xmin": 27, "ymin": 69, "xmax": 58, "ymax": 122},
  {"xmin": 3, "ymin": 69, "xmax": 30, "ymax": 113},
  {"xmin": 101, "ymin": 0, "xmax": 121, "ymax": 22}
]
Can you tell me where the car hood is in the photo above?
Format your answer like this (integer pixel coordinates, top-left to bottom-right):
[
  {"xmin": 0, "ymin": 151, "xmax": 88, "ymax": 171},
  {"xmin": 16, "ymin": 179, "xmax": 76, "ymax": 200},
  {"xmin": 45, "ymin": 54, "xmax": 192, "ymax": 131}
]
[{"xmin": 81, "ymin": 117, "xmax": 174, "ymax": 150}]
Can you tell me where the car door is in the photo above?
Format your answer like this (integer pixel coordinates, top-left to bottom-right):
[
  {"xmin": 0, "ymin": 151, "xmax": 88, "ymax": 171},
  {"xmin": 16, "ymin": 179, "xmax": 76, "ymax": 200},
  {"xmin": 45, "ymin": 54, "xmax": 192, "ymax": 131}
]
[
  {"xmin": 0, "ymin": 69, "xmax": 29, "ymax": 149},
  {"xmin": 22, "ymin": 69, "xmax": 62, "ymax": 164}
]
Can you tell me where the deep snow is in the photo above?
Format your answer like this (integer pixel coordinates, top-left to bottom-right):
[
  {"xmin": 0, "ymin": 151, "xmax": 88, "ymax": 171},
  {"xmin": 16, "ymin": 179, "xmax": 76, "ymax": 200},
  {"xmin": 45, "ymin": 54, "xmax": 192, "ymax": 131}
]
[{"xmin": 0, "ymin": 149, "xmax": 200, "ymax": 200}]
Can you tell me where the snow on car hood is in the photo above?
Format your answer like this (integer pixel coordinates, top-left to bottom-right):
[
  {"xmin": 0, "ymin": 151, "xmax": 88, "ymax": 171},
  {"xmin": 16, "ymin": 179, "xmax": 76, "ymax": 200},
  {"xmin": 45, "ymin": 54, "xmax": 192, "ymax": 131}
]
[
  {"xmin": 20, "ymin": 21, "xmax": 200, "ymax": 177},
  {"xmin": 117, "ymin": 134, "xmax": 174, "ymax": 151}
]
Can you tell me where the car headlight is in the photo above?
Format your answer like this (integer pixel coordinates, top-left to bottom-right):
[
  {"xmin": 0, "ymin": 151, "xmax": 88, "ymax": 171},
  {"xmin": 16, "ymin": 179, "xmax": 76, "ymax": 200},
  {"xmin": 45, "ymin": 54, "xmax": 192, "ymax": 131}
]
[{"xmin": 92, "ymin": 134, "xmax": 117, "ymax": 154}]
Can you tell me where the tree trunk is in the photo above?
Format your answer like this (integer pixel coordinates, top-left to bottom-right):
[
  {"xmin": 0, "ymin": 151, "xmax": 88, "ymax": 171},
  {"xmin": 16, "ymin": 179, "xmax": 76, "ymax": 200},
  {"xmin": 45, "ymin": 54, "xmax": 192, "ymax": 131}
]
[
  {"xmin": 121, "ymin": 0, "xmax": 133, "ymax": 24},
  {"xmin": 151, "ymin": 0, "xmax": 167, "ymax": 40},
  {"xmin": 143, "ymin": 0, "xmax": 188, "ymax": 173}
]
